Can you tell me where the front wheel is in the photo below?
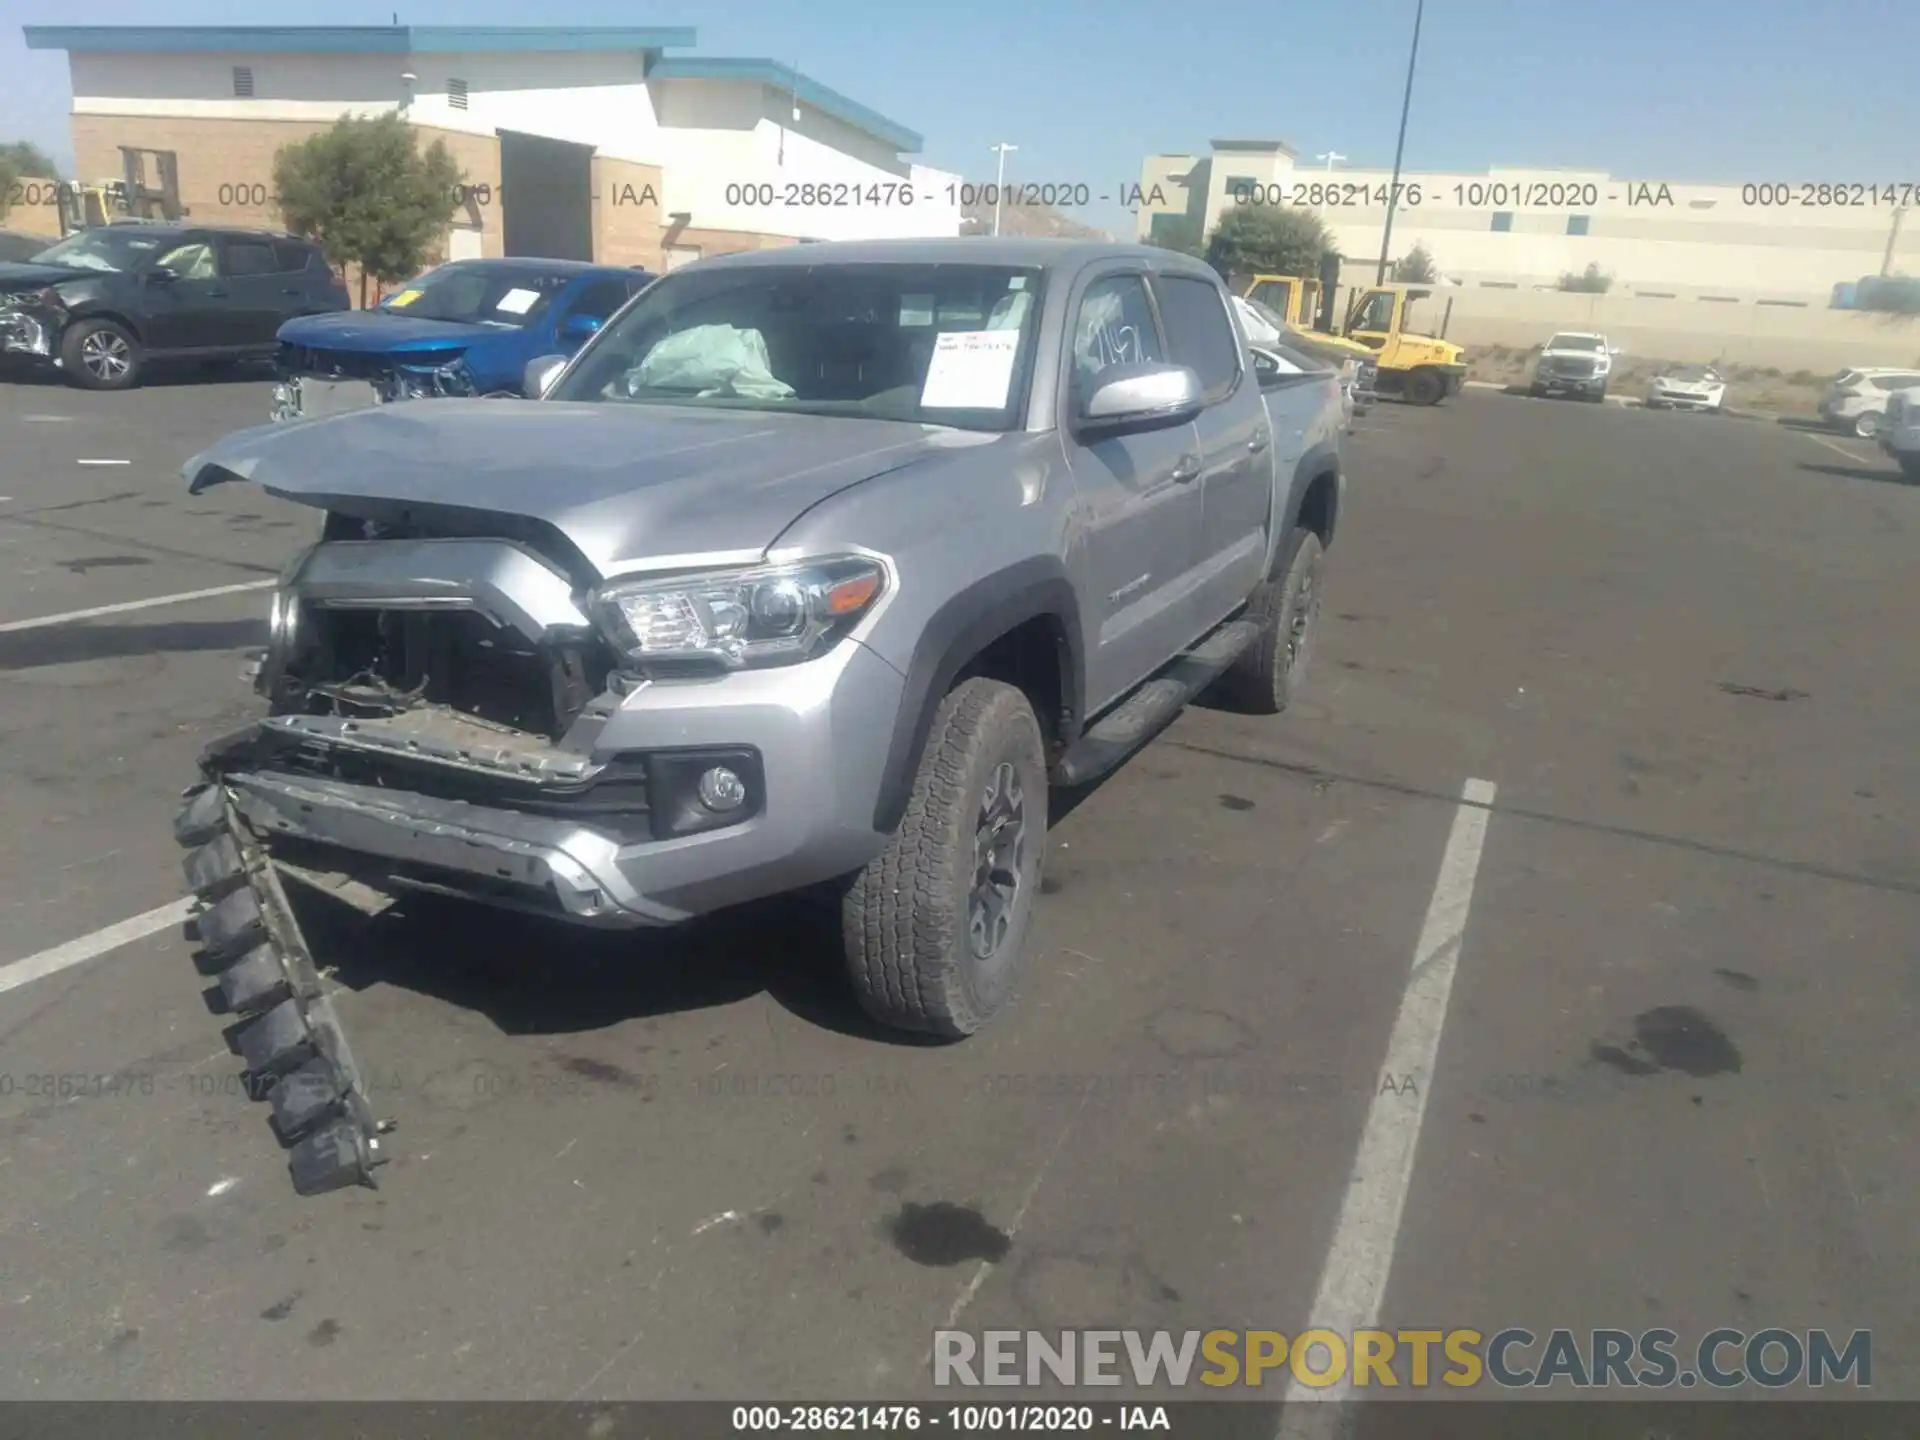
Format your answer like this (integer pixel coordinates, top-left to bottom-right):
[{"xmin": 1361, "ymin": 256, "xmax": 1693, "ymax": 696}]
[
  {"xmin": 1899, "ymin": 454, "xmax": 1920, "ymax": 483},
  {"xmin": 842, "ymin": 678, "xmax": 1048, "ymax": 1038},
  {"xmin": 1406, "ymin": 369, "xmax": 1444, "ymax": 405},
  {"xmin": 1853, "ymin": 412, "xmax": 1881, "ymax": 440},
  {"xmin": 61, "ymin": 318, "xmax": 142, "ymax": 390}
]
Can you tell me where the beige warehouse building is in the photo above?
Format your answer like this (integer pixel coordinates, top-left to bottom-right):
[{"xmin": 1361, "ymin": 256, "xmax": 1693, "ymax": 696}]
[
  {"xmin": 1138, "ymin": 142, "xmax": 1917, "ymax": 303},
  {"xmin": 19, "ymin": 24, "xmax": 962, "ymax": 273}
]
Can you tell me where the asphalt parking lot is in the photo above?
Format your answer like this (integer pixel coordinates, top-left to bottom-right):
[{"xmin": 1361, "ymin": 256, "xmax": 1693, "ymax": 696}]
[{"xmin": 0, "ymin": 375, "xmax": 1916, "ymax": 1405}]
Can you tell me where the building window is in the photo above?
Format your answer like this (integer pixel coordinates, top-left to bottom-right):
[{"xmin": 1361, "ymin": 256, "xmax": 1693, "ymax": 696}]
[
  {"xmin": 1225, "ymin": 174, "xmax": 1259, "ymax": 204},
  {"xmin": 1567, "ymin": 214, "xmax": 1589, "ymax": 236},
  {"xmin": 232, "ymin": 66, "xmax": 254, "ymax": 98},
  {"xmin": 448, "ymin": 78, "xmax": 469, "ymax": 110},
  {"xmin": 1490, "ymin": 211, "xmax": 1512, "ymax": 232}
]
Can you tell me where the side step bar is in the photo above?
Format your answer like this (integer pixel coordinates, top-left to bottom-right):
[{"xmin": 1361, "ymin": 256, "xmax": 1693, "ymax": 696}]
[
  {"xmin": 173, "ymin": 725, "xmax": 391, "ymax": 1197},
  {"xmin": 1051, "ymin": 618, "xmax": 1260, "ymax": 787}
]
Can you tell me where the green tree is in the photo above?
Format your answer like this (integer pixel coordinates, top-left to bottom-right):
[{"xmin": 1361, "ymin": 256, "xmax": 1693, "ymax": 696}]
[
  {"xmin": 273, "ymin": 113, "xmax": 464, "ymax": 306},
  {"xmin": 1142, "ymin": 212, "xmax": 1204, "ymax": 258},
  {"xmin": 1558, "ymin": 261, "xmax": 1613, "ymax": 294},
  {"xmin": 1204, "ymin": 205, "xmax": 1330, "ymax": 285},
  {"xmin": 0, "ymin": 139, "xmax": 62, "ymax": 223},
  {"xmin": 1393, "ymin": 243, "xmax": 1437, "ymax": 284}
]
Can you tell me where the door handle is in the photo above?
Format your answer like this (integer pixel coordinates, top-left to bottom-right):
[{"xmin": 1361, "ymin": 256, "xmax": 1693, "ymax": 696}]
[
  {"xmin": 282, "ymin": 286, "xmax": 303, "ymax": 295},
  {"xmin": 1171, "ymin": 455, "xmax": 1202, "ymax": 483},
  {"xmin": 1247, "ymin": 430, "xmax": 1270, "ymax": 454},
  {"xmin": 207, "ymin": 288, "xmax": 229, "ymax": 297}
]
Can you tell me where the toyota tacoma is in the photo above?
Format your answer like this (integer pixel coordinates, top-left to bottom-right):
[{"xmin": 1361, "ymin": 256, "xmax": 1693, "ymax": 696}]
[{"xmin": 173, "ymin": 238, "xmax": 1348, "ymax": 1195}]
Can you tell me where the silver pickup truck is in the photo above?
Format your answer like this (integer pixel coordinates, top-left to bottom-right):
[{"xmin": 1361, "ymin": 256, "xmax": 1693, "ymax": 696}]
[{"xmin": 174, "ymin": 238, "xmax": 1347, "ymax": 1194}]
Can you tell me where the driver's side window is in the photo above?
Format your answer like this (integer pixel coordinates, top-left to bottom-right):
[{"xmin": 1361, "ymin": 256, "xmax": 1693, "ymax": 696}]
[
  {"xmin": 1071, "ymin": 274, "xmax": 1162, "ymax": 403},
  {"xmin": 153, "ymin": 241, "xmax": 216, "ymax": 281}
]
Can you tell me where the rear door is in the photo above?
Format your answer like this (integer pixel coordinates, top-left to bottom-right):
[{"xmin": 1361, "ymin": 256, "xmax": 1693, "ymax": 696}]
[
  {"xmin": 1059, "ymin": 265, "xmax": 1205, "ymax": 713},
  {"xmin": 1153, "ymin": 268, "xmax": 1272, "ymax": 631},
  {"xmin": 217, "ymin": 234, "xmax": 294, "ymax": 348}
]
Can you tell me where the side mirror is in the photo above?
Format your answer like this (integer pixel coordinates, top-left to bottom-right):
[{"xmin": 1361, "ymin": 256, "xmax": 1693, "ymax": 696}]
[
  {"xmin": 147, "ymin": 265, "xmax": 180, "ymax": 284},
  {"xmin": 1077, "ymin": 362, "xmax": 1204, "ymax": 434},
  {"xmin": 523, "ymin": 354, "xmax": 568, "ymax": 399},
  {"xmin": 561, "ymin": 312, "xmax": 603, "ymax": 343}
]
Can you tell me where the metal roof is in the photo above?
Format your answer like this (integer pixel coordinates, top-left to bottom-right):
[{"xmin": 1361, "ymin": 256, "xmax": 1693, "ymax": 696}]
[
  {"xmin": 22, "ymin": 26, "xmax": 698, "ymax": 54},
  {"xmin": 646, "ymin": 57, "xmax": 921, "ymax": 154}
]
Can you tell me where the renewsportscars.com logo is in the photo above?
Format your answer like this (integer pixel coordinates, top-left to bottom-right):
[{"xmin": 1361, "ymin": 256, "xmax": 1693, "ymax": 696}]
[{"xmin": 932, "ymin": 1328, "xmax": 1871, "ymax": 1390}]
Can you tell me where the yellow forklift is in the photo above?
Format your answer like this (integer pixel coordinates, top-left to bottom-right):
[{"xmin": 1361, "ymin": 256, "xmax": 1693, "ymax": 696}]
[
  {"xmin": 1240, "ymin": 271, "xmax": 1467, "ymax": 406},
  {"xmin": 55, "ymin": 147, "xmax": 185, "ymax": 236}
]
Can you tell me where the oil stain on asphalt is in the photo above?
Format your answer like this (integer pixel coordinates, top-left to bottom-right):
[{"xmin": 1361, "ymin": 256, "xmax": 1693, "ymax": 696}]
[
  {"xmin": 1591, "ymin": 1005, "xmax": 1743, "ymax": 1078},
  {"xmin": 886, "ymin": 1202, "xmax": 1011, "ymax": 1267}
]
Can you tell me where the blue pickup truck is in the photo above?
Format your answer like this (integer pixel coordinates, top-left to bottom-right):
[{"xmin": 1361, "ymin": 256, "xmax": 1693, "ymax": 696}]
[{"xmin": 269, "ymin": 257, "xmax": 656, "ymax": 421}]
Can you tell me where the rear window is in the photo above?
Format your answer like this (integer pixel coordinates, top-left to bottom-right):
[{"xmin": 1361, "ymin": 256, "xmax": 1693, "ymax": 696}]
[{"xmin": 223, "ymin": 239, "xmax": 278, "ymax": 276}]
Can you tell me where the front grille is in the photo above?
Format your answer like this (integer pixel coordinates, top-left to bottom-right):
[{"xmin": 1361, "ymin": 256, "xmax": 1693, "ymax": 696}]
[
  {"xmin": 1544, "ymin": 357, "xmax": 1598, "ymax": 378},
  {"xmin": 286, "ymin": 608, "xmax": 614, "ymax": 741}
]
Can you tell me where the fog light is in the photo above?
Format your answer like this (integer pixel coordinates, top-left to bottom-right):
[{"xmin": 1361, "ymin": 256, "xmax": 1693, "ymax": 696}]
[{"xmin": 697, "ymin": 766, "xmax": 747, "ymax": 812}]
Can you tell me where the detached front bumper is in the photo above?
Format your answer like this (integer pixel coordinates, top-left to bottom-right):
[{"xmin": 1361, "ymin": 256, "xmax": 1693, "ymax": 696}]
[{"xmin": 216, "ymin": 639, "xmax": 905, "ymax": 929}]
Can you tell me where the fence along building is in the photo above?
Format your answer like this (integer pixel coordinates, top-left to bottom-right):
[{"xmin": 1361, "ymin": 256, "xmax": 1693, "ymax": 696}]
[
  {"xmin": 19, "ymin": 25, "xmax": 963, "ymax": 270},
  {"xmin": 1136, "ymin": 145, "xmax": 1918, "ymax": 302}
]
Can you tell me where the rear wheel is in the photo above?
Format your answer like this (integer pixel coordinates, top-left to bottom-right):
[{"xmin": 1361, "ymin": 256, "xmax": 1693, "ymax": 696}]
[
  {"xmin": 842, "ymin": 678, "xmax": 1048, "ymax": 1038},
  {"xmin": 1216, "ymin": 527, "xmax": 1324, "ymax": 716},
  {"xmin": 1899, "ymin": 455, "xmax": 1920, "ymax": 483},
  {"xmin": 1853, "ymin": 412, "xmax": 1881, "ymax": 439},
  {"xmin": 61, "ymin": 318, "xmax": 142, "ymax": 390},
  {"xmin": 1406, "ymin": 368, "xmax": 1444, "ymax": 406}
]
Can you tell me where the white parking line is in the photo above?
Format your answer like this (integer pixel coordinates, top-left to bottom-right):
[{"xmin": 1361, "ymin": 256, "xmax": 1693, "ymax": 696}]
[
  {"xmin": 0, "ymin": 897, "xmax": 191, "ymax": 998},
  {"xmin": 1800, "ymin": 431, "xmax": 1880, "ymax": 465},
  {"xmin": 1277, "ymin": 777, "xmax": 1497, "ymax": 1431},
  {"xmin": 0, "ymin": 579, "xmax": 276, "ymax": 633},
  {"xmin": 76, "ymin": 458, "xmax": 130, "ymax": 466}
]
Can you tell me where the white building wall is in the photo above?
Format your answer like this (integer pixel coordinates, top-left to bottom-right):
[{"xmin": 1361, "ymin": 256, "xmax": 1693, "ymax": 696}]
[
  {"xmin": 69, "ymin": 49, "xmax": 962, "ymax": 241},
  {"xmin": 1142, "ymin": 149, "xmax": 1919, "ymax": 298}
]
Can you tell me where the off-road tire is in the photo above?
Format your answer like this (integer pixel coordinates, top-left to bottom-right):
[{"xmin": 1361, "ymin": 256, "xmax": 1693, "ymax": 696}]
[
  {"xmin": 1216, "ymin": 527, "xmax": 1324, "ymax": 715},
  {"xmin": 1899, "ymin": 454, "xmax": 1920, "ymax": 483},
  {"xmin": 1587, "ymin": 387, "xmax": 1608, "ymax": 404},
  {"xmin": 61, "ymin": 318, "xmax": 142, "ymax": 391},
  {"xmin": 1407, "ymin": 368, "xmax": 1444, "ymax": 405},
  {"xmin": 842, "ymin": 678, "xmax": 1048, "ymax": 1039},
  {"xmin": 1528, "ymin": 383, "xmax": 1545, "ymax": 398}
]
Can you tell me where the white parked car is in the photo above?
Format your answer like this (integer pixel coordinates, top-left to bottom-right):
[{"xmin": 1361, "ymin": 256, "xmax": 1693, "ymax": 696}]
[
  {"xmin": 1877, "ymin": 385, "xmax": 1920, "ymax": 481},
  {"xmin": 1818, "ymin": 367, "xmax": 1920, "ymax": 439},
  {"xmin": 1530, "ymin": 331, "xmax": 1619, "ymax": 402},
  {"xmin": 1644, "ymin": 363, "xmax": 1727, "ymax": 413}
]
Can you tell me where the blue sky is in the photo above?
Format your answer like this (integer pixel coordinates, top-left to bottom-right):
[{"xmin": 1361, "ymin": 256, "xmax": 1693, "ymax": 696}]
[{"xmin": 5, "ymin": 0, "xmax": 1917, "ymax": 236}]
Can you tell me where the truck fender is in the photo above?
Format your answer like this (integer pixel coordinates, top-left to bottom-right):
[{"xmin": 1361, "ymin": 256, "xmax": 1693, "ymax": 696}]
[
  {"xmin": 871, "ymin": 557, "xmax": 1084, "ymax": 833},
  {"xmin": 1270, "ymin": 439, "xmax": 1341, "ymax": 578}
]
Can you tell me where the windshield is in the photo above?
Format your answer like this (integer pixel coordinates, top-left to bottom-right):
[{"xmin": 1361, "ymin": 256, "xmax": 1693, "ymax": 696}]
[
  {"xmin": 551, "ymin": 261, "xmax": 1048, "ymax": 431},
  {"xmin": 1546, "ymin": 334, "xmax": 1605, "ymax": 352},
  {"xmin": 29, "ymin": 227, "xmax": 172, "ymax": 273},
  {"xmin": 1667, "ymin": 364, "xmax": 1717, "ymax": 380},
  {"xmin": 378, "ymin": 264, "xmax": 570, "ymax": 328}
]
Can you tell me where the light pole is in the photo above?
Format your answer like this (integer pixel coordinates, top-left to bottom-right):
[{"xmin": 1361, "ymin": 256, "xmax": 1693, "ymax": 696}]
[
  {"xmin": 1376, "ymin": 0, "xmax": 1424, "ymax": 285},
  {"xmin": 990, "ymin": 142, "xmax": 1018, "ymax": 235},
  {"xmin": 1316, "ymin": 151, "xmax": 1347, "ymax": 173}
]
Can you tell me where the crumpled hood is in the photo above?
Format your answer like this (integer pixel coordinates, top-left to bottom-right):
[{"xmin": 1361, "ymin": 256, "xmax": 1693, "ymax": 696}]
[
  {"xmin": 0, "ymin": 261, "xmax": 88, "ymax": 293},
  {"xmin": 278, "ymin": 310, "xmax": 505, "ymax": 357},
  {"xmin": 182, "ymin": 399, "xmax": 986, "ymax": 577}
]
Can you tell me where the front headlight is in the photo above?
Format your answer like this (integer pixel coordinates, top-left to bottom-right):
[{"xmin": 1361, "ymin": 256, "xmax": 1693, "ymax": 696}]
[{"xmin": 592, "ymin": 554, "xmax": 886, "ymax": 670}]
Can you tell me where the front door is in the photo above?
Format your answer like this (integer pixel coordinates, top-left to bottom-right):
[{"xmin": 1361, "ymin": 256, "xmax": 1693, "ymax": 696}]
[
  {"xmin": 1060, "ymin": 269, "xmax": 1205, "ymax": 713},
  {"xmin": 140, "ymin": 236, "xmax": 235, "ymax": 352}
]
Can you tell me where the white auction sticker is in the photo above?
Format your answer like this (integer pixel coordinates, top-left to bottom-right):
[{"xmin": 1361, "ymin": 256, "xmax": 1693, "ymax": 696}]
[
  {"xmin": 494, "ymin": 287, "xmax": 543, "ymax": 316},
  {"xmin": 919, "ymin": 330, "xmax": 1019, "ymax": 410}
]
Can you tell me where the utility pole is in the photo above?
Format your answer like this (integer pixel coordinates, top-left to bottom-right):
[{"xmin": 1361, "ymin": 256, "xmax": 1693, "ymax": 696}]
[
  {"xmin": 1375, "ymin": 0, "xmax": 1424, "ymax": 285},
  {"xmin": 1883, "ymin": 206, "xmax": 1907, "ymax": 276},
  {"xmin": 990, "ymin": 142, "xmax": 1018, "ymax": 236},
  {"xmin": 1316, "ymin": 151, "xmax": 1347, "ymax": 173}
]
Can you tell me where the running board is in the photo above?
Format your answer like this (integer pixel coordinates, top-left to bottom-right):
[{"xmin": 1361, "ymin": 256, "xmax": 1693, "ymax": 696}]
[
  {"xmin": 1052, "ymin": 619, "xmax": 1260, "ymax": 787},
  {"xmin": 173, "ymin": 724, "xmax": 392, "ymax": 1198}
]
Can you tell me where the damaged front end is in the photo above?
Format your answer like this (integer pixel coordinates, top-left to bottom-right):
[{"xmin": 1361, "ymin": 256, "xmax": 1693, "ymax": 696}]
[
  {"xmin": 270, "ymin": 345, "xmax": 481, "ymax": 423},
  {"xmin": 0, "ymin": 286, "xmax": 64, "ymax": 358},
  {"xmin": 176, "ymin": 519, "xmax": 651, "ymax": 1196}
]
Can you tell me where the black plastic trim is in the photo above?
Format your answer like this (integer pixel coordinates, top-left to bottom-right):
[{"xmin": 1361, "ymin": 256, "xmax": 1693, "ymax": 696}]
[{"xmin": 871, "ymin": 557, "xmax": 1083, "ymax": 833}]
